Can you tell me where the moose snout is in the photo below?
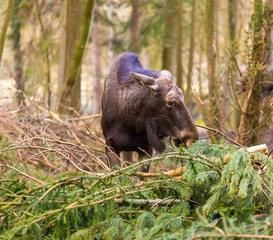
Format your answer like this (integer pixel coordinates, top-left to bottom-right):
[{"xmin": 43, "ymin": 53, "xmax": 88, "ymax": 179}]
[{"xmin": 174, "ymin": 130, "xmax": 199, "ymax": 147}]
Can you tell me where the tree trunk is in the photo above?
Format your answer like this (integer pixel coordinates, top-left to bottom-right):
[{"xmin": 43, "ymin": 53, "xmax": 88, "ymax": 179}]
[
  {"xmin": 206, "ymin": 0, "xmax": 220, "ymax": 130},
  {"xmin": 92, "ymin": 4, "xmax": 102, "ymax": 116},
  {"xmin": 196, "ymin": 0, "xmax": 206, "ymax": 100},
  {"xmin": 131, "ymin": 0, "xmax": 139, "ymax": 53},
  {"xmin": 264, "ymin": 0, "xmax": 273, "ymax": 65},
  {"xmin": 162, "ymin": 1, "xmax": 177, "ymax": 74},
  {"xmin": 57, "ymin": 0, "xmax": 84, "ymax": 114},
  {"xmin": 10, "ymin": 0, "xmax": 24, "ymax": 106},
  {"xmin": 57, "ymin": 0, "xmax": 94, "ymax": 116},
  {"xmin": 237, "ymin": 0, "xmax": 263, "ymax": 145},
  {"xmin": 35, "ymin": 1, "xmax": 52, "ymax": 108},
  {"xmin": 0, "ymin": 0, "xmax": 14, "ymax": 66},
  {"xmin": 214, "ymin": 0, "xmax": 219, "ymax": 57},
  {"xmin": 176, "ymin": 0, "xmax": 183, "ymax": 90},
  {"xmin": 228, "ymin": 0, "xmax": 238, "ymax": 43},
  {"xmin": 228, "ymin": 0, "xmax": 240, "ymax": 130},
  {"xmin": 185, "ymin": 0, "xmax": 196, "ymax": 104}
]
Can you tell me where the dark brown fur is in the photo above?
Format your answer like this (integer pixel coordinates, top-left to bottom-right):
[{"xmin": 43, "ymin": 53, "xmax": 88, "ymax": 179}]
[{"xmin": 101, "ymin": 52, "xmax": 198, "ymax": 170}]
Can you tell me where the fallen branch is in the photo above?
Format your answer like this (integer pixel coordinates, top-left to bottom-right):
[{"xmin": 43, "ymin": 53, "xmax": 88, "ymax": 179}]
[
  {"xmin": 246, "ymin": 144, "xmax": 268, "ymax": 154},
  {"xmin": 134, "ymin": 166, "xmax": 187, "ymax": 178},
  {"xmin": 192, "ymin": 233, "xmax": 273, "ymax": 240},
  {"xmin": 114, "ymin": 197, "xmax": 182, "ymax": 206}
]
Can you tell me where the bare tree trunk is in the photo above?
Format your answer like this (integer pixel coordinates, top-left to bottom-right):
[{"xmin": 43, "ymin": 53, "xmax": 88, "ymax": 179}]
[
  {"xmin": 237, "ymin": 0, "xmax": 263, "ymax": 145},
  {"xmin": 264, "ymin": 0, "xmax": 273, "ymax": 65},
  {"xmin": 58, "ymin": 29, "xmax": 66, "ymax": 98},
  {"xmin": 206, "ymin": 0, "xmax": 220, "ymax": 130},
  {"xmin": 57, "ymin": 0, "xmax": 84, "ymax": 114},
  {"xmin": 57, "ymin": 0, "xmax": 94, "ymax": 115},
  {"xmin": 34, "ymin": 1, "xmax": 52, "ymax": 108},
  {"xmin": 197, "ymin": 46, "xmax": 204, "ymax": 99},
  {"xmin": 131, "ymin": 0, "xmax": 139, "ymax": 53},
  {"xmin": 10, "ymin": 0, "xmax": 24, "ymax": 106},
  {"xmin": 185, "ymin": 0, "xmax": 196, "ymax": 104},
  {"xmin": 196, "ymin": 0, "xmax": 206, "ymax": 100},
  {"xmin": 228, "ymin": 0, "xmax": 240, "ymax": 130},
  {"xmin": 229, "ymin": 0, "xmax": 238, "ymax": 42},
  {"xmin": 162, "ymin": 1, "xmax": 177, "ymax": 74},
  {"xmin": 0, "ymin": 0, "xmax": 14, "ymax": 66},
  {"xmin": 176, "ymin": 0, "xmax": 183, "ymax": 90},
  {"xmin": 214, "ymin": 0, "xmax": 219, "ymax": 57},
  {"xmin": 92, "ymin": 5, "xmax": 102, "ymax": 115}
]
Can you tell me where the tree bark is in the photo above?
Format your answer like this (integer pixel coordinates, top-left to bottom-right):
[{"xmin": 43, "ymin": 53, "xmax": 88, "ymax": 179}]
[
  {"xmin": 57, "ymin": 0, "xmax": 94, "ymax": 115},
  {"xmin": 206, "ymin": 0, "xmax": 220, "ymax": 130},
  {"xmin": 228, "ymin": 0, "xmax": 240, "ymax": 130},
  {"xmin": 264, "ymin": 0, "xmax": 273, "ymax": 65},
  {"xmin": 214, "ymin": 0, "xmax": 219, "ymax": 57},
  {"xmin": 131, "ymin": 0, "xmax": 139, "ymax": 53},
  {"xmin": 196, "ymin": 0, "xmax": 206, "ymax": 99},
  {"xmin": 176, "ymin": 0, "xmax": 183, "ymax": 90},
  {"xmin": 162, "ymin": 1, "xmax": 177, "ymax": 74},
  {"xmin": 35, "ymin": 1, "xmax": 52, "ymax": 108},
  {"xmin": 237, "ymin": 0, "xmax": 263, "ymax": 145},
  {"xmin": 228, "ymin": 0, "xmax": 238, "ymax": 43},
  {"xmin": 185, "ymin": 0, "xmax": 196, "ymax": 104},
  {"xmin": 0, "ymin": 0, "xmax": 14, "ymax": 66},
  {"xmin": 10, "ymin": 0, "xmax": 24, "ymax": 106},
  {"xmin": 92, "ymin": 4, "xmax": 102, "ymax": 116}
]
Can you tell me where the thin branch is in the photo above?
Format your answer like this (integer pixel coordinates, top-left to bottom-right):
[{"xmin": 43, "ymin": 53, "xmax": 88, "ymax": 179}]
[
  {"xmin": 196, "ymin": 123, "xmax": 246, "ymax": 148},
  {"xmin": 192, "ymin": 233, "xmax": 273, "ymax": 239},
  {"xmin": 0, "ymin": 164, "xmax": 45, "ymax": 185},
  {"xmin": 230, "ymin": 52, "xmax": 243, "ymax": 78},
  {"xmin": 114, "ymin": 197, "xmax": 181, "ymax": 206}
]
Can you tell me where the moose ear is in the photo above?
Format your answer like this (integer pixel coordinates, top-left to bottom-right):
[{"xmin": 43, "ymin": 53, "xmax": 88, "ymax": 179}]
[
  {"xmin": 130, "ymin": 72, "xmax": 159, "ymax": 91},
  {"xmin": 160, "ymin": 70, "xmax": 173, "ymax": 80}
]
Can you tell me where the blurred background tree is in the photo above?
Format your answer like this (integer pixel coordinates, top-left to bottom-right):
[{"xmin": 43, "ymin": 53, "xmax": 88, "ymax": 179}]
[
  {"xmin": 0, "ymin": 0, "xmax": 14, "ymax": 65},
  {"xmin": 9, "ymin": 0, "xmax": 24, "ymax": 106}
]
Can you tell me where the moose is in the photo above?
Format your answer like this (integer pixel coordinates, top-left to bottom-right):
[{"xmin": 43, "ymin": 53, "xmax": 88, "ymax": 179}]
[{"xmin": 101, "ymin": 52, "xmax": 198, "ymax": 171}]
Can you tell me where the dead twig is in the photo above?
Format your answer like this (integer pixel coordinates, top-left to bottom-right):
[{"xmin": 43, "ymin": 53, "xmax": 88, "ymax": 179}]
[
  {"xmin": 114, "ymin": 197, "xmax": 181, "ymax": 206},
  {"xmin": 192, "ymin": 233, "xmax": 273, "ymax": 239},
  {"xmin": 134, "ymin": 166, "xmax": 187, "ymax": 178},
  {"xmin": 196, "ymin": 123, "xmax": 246, "ymax": 148},
  {"xmin": 0, "ymin": 164, "xmax": 45, "ymax": 185}
]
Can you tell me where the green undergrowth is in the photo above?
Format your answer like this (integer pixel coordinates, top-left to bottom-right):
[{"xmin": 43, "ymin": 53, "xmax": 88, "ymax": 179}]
[{"xmin": 1, "ymin": 140, "xmax": 273, "ymax": 239}]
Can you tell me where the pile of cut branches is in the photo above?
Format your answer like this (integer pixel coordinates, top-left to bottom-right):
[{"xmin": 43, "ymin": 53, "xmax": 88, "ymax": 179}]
[
  {"xmin": 1, "ymin": 133, "xmax": 273, "ymax": 239},
  {"xmin": 0, "ymin": 102, "xmax": 108, "ymax": 175}
]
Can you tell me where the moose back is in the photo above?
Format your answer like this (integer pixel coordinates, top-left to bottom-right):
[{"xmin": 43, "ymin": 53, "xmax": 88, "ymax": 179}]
[{"xmin": 101, "ymin": 52, "xmax": 198, "ymax": 170}]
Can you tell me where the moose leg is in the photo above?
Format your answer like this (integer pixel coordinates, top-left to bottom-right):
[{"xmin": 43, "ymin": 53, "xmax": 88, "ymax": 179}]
[
  {"xmin": 104, "ymin": 135, "xmax": 122, "ymax": 168},
  {"xmin": 105, "ymin": 147, "xmax": 122, "ymax": 169},
  {"xmin": 105, "ymin": 132, "xmax": 136, "ymax": 169},
  {"xmin": 121, "ymin": 151, "xmax": 134, "ymax": 164}
]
